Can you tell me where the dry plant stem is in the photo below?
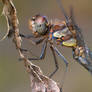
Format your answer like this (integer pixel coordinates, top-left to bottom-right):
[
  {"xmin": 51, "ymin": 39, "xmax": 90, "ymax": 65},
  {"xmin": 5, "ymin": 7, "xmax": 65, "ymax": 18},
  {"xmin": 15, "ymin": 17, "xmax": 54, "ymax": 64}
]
[{"xmin": 1, "ymin": 0, "xmax": 61, "ymax": 92}]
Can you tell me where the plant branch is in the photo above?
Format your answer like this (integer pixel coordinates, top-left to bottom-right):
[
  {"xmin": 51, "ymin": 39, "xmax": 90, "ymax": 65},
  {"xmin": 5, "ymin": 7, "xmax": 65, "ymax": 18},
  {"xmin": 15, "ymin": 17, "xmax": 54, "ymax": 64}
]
[{"xmin": 1, "ymin": 0, "xmax": 61, "ymax": 92}]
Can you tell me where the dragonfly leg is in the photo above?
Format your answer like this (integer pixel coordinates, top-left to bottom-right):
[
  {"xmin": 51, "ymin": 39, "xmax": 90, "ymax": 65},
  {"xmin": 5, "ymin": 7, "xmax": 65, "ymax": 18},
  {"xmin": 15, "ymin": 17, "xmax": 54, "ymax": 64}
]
[
  {"xmin": 52, "ymin": 45, "xmax": 69, "ymax": 68},
  {"xmin": 28, "ymin": 40, "xmax": 47, "ymax": 61},
  {"xmin": 19, "ymin": 34, "xmax": 46, "ymax": 61},
  {"xmin": 18, "ymin": 39, "xmax": 45, "ymax": 61},
  {"xmin": 49, "ymin": 45, "xmax": 59, "ymax": 78},
  {"xmin": 60, "ymin": 88, "xmax": 63, "ymax": 92},
  {"xmin": 51, "ymin": 45, "xmax": 68, "ymax": 89},
  {"xmin": 20, "ymin": 33, "xmax": 45, "ymax": 45}
]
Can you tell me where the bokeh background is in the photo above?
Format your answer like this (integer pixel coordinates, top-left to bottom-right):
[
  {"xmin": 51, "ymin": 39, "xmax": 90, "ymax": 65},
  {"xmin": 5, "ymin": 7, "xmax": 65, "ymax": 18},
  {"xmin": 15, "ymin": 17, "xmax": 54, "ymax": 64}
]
[{"xmin": 0, "ymin": 0, "xmax": 92, "ymax": 92}]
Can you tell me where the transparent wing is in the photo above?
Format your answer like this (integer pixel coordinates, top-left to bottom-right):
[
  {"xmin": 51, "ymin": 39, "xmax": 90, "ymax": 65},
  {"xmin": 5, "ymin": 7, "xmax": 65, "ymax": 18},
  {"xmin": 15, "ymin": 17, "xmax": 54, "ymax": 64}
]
[
  {"xmin": 70, "ymin": 7, "xmax": 92, "ymax": 58},
  {"xmin": 70, "ymin": 7, "xmax": 92, "ymax": 73}
]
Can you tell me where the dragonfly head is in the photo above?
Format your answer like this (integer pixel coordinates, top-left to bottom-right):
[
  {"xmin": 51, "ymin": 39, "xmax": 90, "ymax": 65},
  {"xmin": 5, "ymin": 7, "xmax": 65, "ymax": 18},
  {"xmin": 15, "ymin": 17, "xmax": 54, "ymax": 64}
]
[{"xmin": 29, "ymin": 14, "xmax": 49, "ymax": 37}]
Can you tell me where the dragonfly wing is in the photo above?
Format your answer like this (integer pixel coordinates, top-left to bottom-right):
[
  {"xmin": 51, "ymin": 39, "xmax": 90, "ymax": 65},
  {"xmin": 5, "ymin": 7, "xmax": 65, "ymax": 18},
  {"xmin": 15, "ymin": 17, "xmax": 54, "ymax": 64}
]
[
  {"xmin": 76, "ymin": 56, "xmax": 92, "ymax": 74},
  {"xmin": 89, "ymin": 49, "xmax": 92, "ymax": 60},
  {"xmin": 70, "ymin": 8, "xmax": 92, "ymax": 74}
]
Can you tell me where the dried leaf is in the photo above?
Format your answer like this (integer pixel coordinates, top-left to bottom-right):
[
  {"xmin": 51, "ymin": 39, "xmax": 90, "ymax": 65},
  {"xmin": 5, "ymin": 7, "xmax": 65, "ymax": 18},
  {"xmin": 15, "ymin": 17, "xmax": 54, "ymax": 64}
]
[
  {"xmin": 28, "ymin": 63, "xmax": 60, "ymax": 92},
  {"xmin": 0, "ymin": 0, "xmax": 19, "ymax": 41}
]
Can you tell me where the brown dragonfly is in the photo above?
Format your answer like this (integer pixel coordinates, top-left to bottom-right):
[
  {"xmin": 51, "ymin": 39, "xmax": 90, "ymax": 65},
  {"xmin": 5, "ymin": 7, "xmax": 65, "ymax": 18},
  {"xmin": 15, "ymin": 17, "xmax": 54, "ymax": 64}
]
[{"xmin": 20, "ymin": 0, "xmax": 92, "ymax": 78}]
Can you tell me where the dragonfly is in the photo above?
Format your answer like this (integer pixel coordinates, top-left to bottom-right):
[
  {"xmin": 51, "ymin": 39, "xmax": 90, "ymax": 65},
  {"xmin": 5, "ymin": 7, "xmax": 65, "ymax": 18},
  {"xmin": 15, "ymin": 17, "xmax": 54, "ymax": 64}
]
[{"xmin": 20, "ymin": 0, "xmax": 92, "ymax": 78}]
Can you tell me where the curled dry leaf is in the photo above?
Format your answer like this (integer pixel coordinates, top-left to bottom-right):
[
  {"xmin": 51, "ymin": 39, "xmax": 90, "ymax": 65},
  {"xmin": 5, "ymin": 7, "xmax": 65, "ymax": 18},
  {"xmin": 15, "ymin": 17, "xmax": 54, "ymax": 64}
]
[
  {"xmin": 27, "ymin": 62, "xmax": 60, "ymax": 92},
  {"xmin": 0, "ymin": 0, "xmax": 19, "ymax": 41}
]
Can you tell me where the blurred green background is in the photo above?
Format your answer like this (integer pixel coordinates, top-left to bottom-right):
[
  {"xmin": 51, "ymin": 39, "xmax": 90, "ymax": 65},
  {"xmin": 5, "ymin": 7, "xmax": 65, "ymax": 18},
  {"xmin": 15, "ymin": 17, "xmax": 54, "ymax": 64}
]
[{"xmin": 0, "ymin": 0, "xmax": 92, "ymax": 92}]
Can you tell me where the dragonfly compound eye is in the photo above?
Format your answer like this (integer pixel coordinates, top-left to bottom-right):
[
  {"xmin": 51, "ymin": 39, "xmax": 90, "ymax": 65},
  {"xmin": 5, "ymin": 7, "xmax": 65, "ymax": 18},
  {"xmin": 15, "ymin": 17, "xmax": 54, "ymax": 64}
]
[{"xmin": 32, "ymin": 15, "xmax": 48, "ymax": 35}]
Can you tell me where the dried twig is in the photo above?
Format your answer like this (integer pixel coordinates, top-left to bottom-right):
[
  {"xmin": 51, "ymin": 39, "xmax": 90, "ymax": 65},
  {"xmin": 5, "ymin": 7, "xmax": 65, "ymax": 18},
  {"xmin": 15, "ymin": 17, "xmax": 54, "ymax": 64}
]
[{"xmin": 1, "ymin": 0, "xmax": 61, "ymax": 92}]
